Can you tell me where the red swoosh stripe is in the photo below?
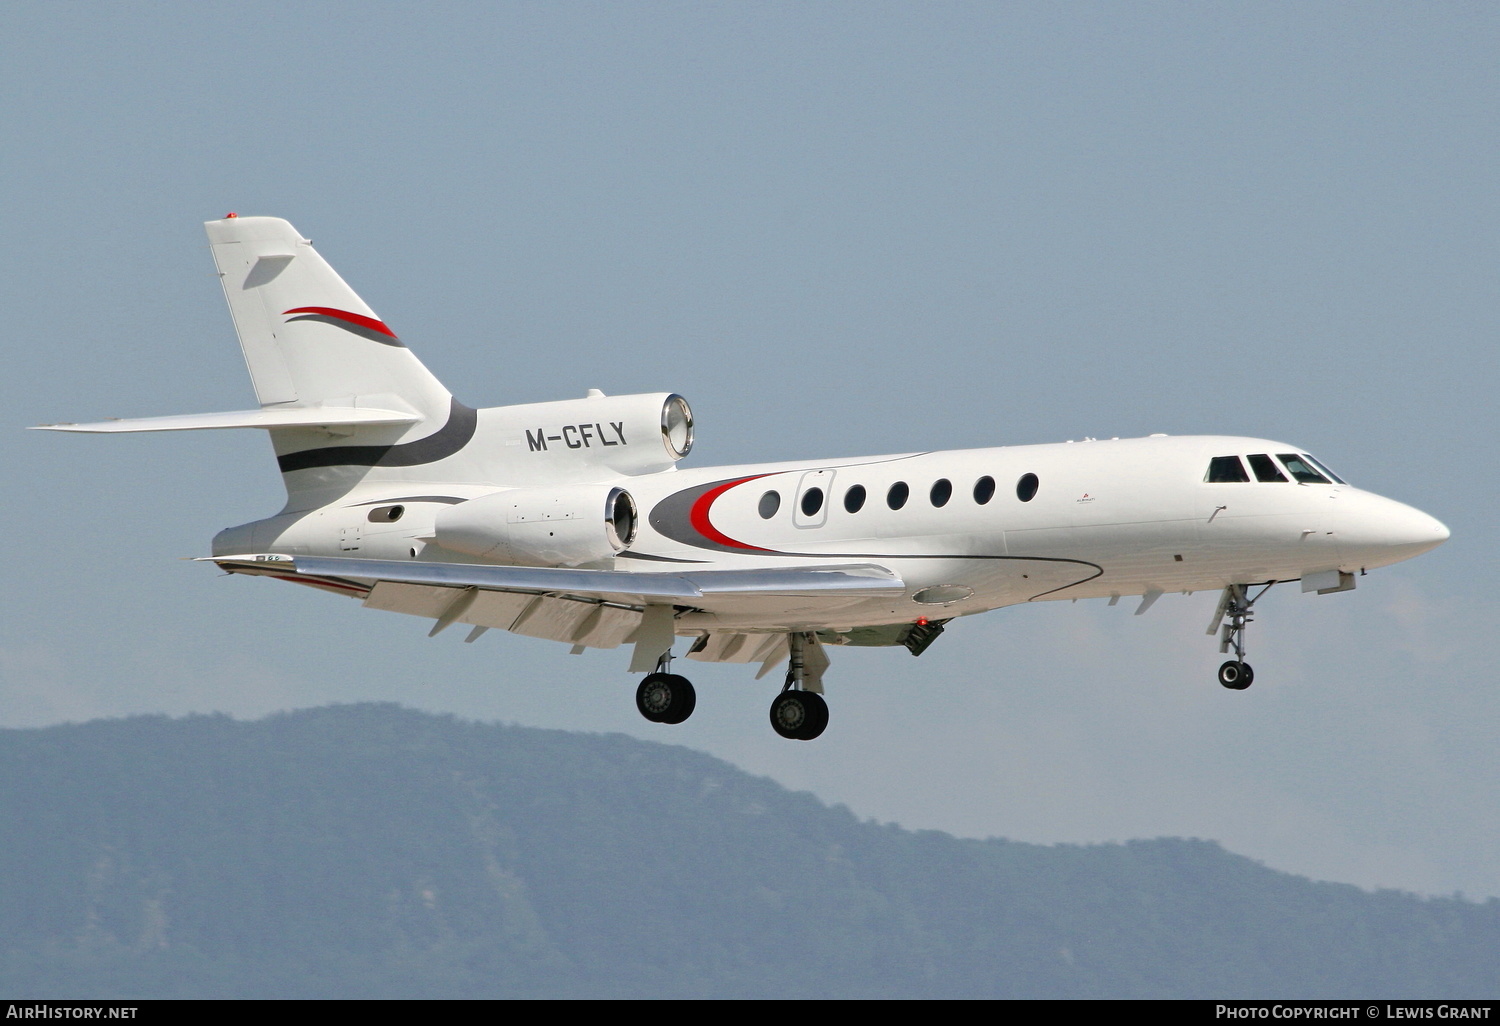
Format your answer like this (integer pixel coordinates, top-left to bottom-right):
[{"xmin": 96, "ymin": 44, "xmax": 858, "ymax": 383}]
[
  {"xmin": 282, "ymin": 306, "xmax": 398, "ymax": 338},
  {"xmin": 688, "ymin": 474, "xmax": 777, "ymax": 552}
]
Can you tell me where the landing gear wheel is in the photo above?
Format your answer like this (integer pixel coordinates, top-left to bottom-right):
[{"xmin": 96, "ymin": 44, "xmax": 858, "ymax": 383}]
[
  {"xmin": 1209, "ymin": 583, "xmax": 1271, "ymax": 690},
  {"xmin": 637, "ymin": 673, "xmax": 696, "ymax": 723},
  {"xmin": 1218, "ymin": 660, "xmax": 1254, "ymax": 690},
  {"xmin": 795, "ymin": 692, "xmax": 828, "ymax": 740},
  {"xmin": 660, "ymin": 675, "xmax": 696, "ymax": 723},
  {"xmin": 770, "ymin": 690, "xmax": 829, "ymax": 741}
]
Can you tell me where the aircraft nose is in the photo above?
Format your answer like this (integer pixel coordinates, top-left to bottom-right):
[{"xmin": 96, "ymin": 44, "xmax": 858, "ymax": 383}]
[{"xmin": 1335, "ymin": 491, "xmax": 1449, "ymax": 568}]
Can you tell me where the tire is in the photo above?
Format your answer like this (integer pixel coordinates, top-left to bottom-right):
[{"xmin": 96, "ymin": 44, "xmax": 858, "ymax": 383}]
[
  {"xmin": 637, "ymin": 673, "xmax": 674, "ymax": 722},
  {"xmin": 795, "ymin": 691, "xmax": 828, "ymax": 741},
  {"xmin": 659, "ymin": 674, "xmax": 696, "ymax": 724},
  {"xmin": 637, "ymin": 672, "xmax": 696, "ymax": 724},
  {"xmin": 1218, "ymin": 660, "xmax": 1254, "ymax": 690},
  {"xmin": 770, "ymin": 690, "xmax": 828, "ymax": 740}
]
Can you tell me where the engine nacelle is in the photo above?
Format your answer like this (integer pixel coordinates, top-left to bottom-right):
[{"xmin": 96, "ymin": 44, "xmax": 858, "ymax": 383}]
[
  {"xmin": 432, "ymin": 483, "xmax": 639, "ymax": 567},
  {"xmin": 485, "ymin": 392, "xmax": 693, "ymax": 479}
]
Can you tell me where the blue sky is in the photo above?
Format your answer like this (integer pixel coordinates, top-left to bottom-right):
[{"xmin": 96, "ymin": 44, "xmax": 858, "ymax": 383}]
[{"xmin": 4, "ymin": 2, "xmax": 1497, "ymax": 900}]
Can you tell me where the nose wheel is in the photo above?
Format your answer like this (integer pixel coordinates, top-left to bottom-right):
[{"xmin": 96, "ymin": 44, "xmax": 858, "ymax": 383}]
[
  {"xmin": 1208, "ymin": 583, "xmax": 1272, "ymax": 690},
  {"xmin": 1217, "ymin": 660, "xmax": 1254, "ymax": 690}
]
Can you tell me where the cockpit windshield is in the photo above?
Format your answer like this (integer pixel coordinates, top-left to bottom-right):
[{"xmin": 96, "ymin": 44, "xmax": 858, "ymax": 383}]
[
  {"xmin": 1206, "ymin": 450, "xmax": 1350, "ymax": 483},
  {"xmin": 1206, "ymin": 452, "xmax": 1347, "ymax": 485},
  {"xmin": 1276, "ymin": 454, "xmax": 1330, "ymax": 484},
  {"xmin": 1246, "ymin": 454, "xmax": 1288, "ymax": 482},
  {"xmin": 1301, "ymin": 453, "xmax": 1346, "ymax": 484},
  {"xmin": 1205, "ymin": 455, "xmax": 1250, "ymax": 483}
]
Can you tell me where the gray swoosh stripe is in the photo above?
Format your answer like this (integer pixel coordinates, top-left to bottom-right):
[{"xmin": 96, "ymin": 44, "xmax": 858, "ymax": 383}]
[
  {"xmin": 616, "ymin": 551, "xmax": 709, "ymax": 564},
  {"xmin": 344, "ymin": 495, "xmax": 468, "ymax": 506},
  {"xmin": 648, "ymin": 475, "xmax": 777, "ymax": 555},
  {"xmin": 278, "ymin": 398, "xmax": 478, "ymax": 473}
]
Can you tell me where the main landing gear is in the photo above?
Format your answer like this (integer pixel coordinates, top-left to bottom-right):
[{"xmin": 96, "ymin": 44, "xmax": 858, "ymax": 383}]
[
  {"xmin": 770, "ymin": 632, "xmax": 829, "ymax": 741},
  {"xmin": 1208, "ymin": 582, "xmax": 1273, "ymax": 690},
  {"xmin": 636, "ymin": 655, "xmax": 696, "ymax": 725},
  {"xmin": 632, "ymin": 632, "xmax": 833, "ymax": 740},
  {"xmin": 770, "ymin": 690, "xmax": 828, "ymax": 741}
]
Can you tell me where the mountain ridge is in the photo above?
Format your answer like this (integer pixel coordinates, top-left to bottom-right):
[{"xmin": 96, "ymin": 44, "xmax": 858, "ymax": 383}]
[{"xmin": 2, "ymin": 703, "xmax": 1494, "ymax": 998}]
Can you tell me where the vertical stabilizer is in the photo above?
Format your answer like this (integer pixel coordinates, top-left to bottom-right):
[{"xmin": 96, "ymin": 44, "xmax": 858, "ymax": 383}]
[
  {"xmin": 206, "ymin": 215, "xmax": 450, "ymax": 415},
  {"xmin": 206, "ymin": 216, "xmax": 472, "ymax": 508}
]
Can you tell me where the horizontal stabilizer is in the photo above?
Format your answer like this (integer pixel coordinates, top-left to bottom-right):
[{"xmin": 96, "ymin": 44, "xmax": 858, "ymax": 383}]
[
  {"xmin": 207, "ymin": 554, "xmax": 905, "ymax": 607},
  {"xmin": 32, "ymin": 407, "xmax": 420, "ymax": 433}
]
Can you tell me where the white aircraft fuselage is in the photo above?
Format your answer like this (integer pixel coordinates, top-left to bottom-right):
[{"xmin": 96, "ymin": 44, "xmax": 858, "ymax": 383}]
[
  {"xmin": 221, "ymin": 433, "xmax": 1444, "ymax": 632},
  {"xmin": 37, "ymin": 215, "xmax": 1449, "ymax": 739}
]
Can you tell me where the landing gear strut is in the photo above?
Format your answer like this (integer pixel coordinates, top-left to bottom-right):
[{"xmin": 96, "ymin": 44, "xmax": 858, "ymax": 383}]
[
  {"xmin": 636, "ymin": 654, "xmax": 696, "ymax": 724},
  {"xmin": 769, "ymin": 632, "xmax": 829, "ymax": 740},
  {"xmin": 1208, "ymin": 582, "xmax": 1272, "ymax": 690}
]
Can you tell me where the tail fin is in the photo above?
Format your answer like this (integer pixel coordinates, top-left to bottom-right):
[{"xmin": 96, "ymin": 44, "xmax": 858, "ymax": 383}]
[
  {"xmin": 206, "ymin": 216, "xmax": 476, "ymax": 508},
  {"xmin": 206, "ymin": 215, "xmax": 450, "ymax": 417},
  {"xmin": 35, "ymin": 217, "xmax": 479, "ymax": 510}
]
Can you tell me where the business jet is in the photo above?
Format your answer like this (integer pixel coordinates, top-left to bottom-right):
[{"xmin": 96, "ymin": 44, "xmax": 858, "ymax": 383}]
[{"xmin": 35, "ymin": 216, "xmax": 1450, "ymax": 740}]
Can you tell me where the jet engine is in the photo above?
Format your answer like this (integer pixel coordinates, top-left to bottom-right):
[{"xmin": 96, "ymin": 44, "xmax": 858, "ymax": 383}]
[
  {"xmin": 486, "ymin": 392, "xmax": 693, "ymax": 478},
  {"xmin": 432, "ymin": 483, "xmax": 639, "ymax": 567}
]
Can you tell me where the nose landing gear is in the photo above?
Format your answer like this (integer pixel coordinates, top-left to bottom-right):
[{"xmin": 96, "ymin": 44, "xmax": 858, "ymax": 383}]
[
  {"xmin": 1209, "ymin": 582, "xmax": 1273, "ymax": 690},
  {"xmin": 1217, "ymin": 659, "xmax": 1254, "ymax": 690}
]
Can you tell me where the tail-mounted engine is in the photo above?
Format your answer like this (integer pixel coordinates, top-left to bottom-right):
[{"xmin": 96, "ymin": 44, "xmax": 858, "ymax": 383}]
[
  {"xmin": 433, "ymin": 483, "xmax": 639, "ymax": 567},
  {"xmin": 487, "ymin": 392, "xmax": 693, "ymax": 478}
]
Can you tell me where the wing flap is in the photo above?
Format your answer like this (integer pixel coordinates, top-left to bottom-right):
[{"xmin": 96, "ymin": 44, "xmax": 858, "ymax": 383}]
[
  {"xmin": 687, "ymin": 631, "xmax": 776, "ymax": 663},
  {"xmin": 363, "ymin": 582, "xmax": 641, "ymax": 648}
]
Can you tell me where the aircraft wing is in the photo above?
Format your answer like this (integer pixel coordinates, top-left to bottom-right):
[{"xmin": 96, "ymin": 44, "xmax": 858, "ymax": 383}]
[
  {"xmin": 207, "ymin": 554, "xmax": 905, "ymax": 661},
  {"xmin": 207, "ymin": 553, "xmax": 905, "ymax": 607}
]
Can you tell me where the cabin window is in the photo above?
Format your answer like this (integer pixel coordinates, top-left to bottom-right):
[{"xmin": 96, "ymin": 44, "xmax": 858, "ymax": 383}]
[
  {"xmin": 758, "ymin": 490, "xmax": 781, "ymax": 519},
  {"xmin": 844, "ymin": 484, "xmax": 867, "ymax": 513},
  {"xmin": 887, "ymin": 481, "xmax": 910, "ymax": 510},
  {"xmin": 1206, "ymin": 456, "xmax": 1250, "ymax": 483},
  {"xmin": 1246, "ymin": 454, "xmax": 1288, "ymax": 483},
  {"xmin": 800, "ymin": 487, "xmax": 825, "ymax": 517},
  {"xmin": 930, "ymin": 479, "xmax": 952, "ymax": 507},
  {"xmin": 974, "ymin": 476, "xmax": 996, "ymax": 505},
  {"xmin": 1016, "ymin": 473, "xmax": 1039, "ymax": 502},
  {"xmin": 1277, "ymin": 454, "xmax": 1330, "ymax": 484}
]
